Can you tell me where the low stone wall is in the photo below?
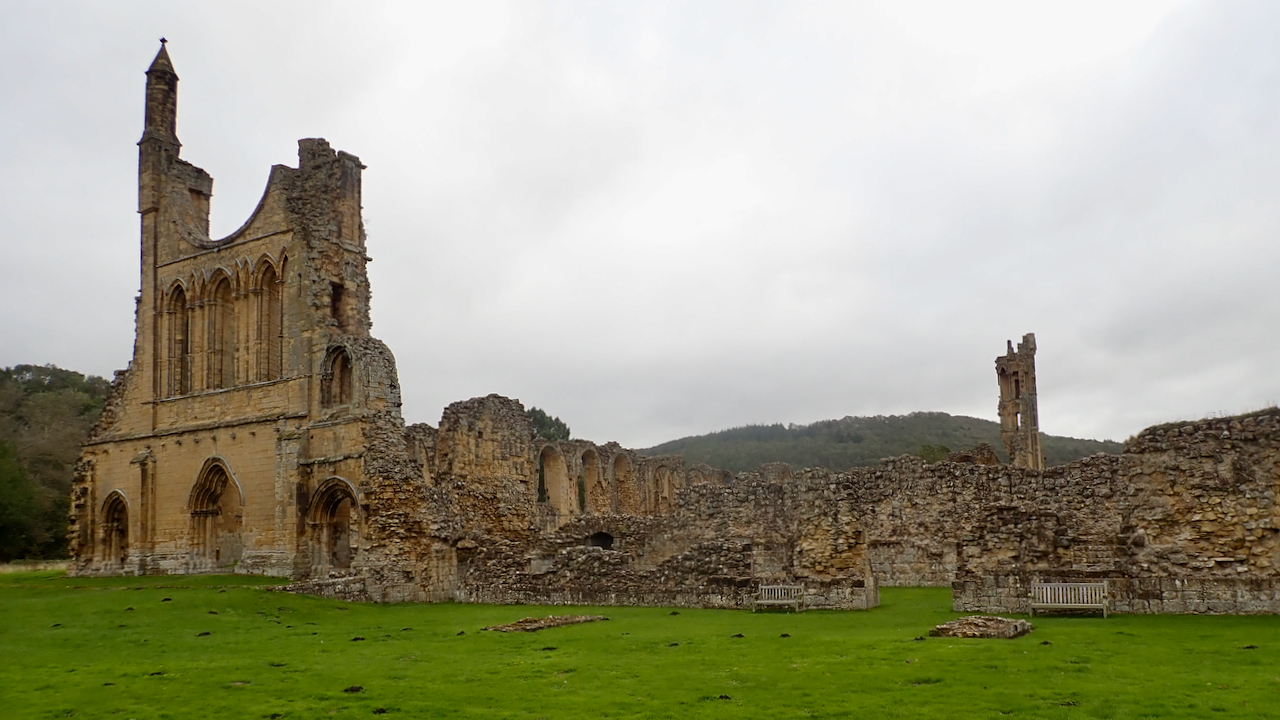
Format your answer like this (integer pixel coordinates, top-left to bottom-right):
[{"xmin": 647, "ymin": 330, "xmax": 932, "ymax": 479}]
[
  {"xmin": 0, "ymin": 561, "xmax": 70, "ymax": 573},
  {"xmin": 280, "ymin": 574, "xmax": 369, "ymax": 602},
  {"xmin": 458, "ymin": 575, "xmax": 877, "ymax": 610},
  {"xmin": 953, "ymin": 574, "xmax": 1280, "ymax": 615}
]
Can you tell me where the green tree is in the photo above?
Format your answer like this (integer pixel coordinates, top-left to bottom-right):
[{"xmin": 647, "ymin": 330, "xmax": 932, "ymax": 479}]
[
  {"xmin": 527, "ymin": 407, "xmax": 571, "ymax": 441},
  {"xmin": 917, "ymin": 444, "xmax": 951, "ymax": 463},
  {"xmin": 0, "ymin": 364, "xmax": 112, "ymax": 559},
  {"xmin": 0, "ymin": 441, "xmax": 40, "ymax": 562}
]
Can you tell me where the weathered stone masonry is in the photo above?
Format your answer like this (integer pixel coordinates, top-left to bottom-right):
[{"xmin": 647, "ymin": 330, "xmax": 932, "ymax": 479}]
[
  {"xmin": 73, "ymin": 45, "xmax": 1280, "ymax": 615},
  {"xmin": 71, "ymin": 43, "xmax": 395, "ymax": 581}
]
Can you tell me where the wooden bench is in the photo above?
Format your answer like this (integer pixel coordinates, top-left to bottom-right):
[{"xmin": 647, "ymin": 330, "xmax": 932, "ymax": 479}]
[
  {"xmin": 1030, "ymin": 581, "xmax": 1109, "ymax": 618},
  {"xmin": 753, "ymin": 585, "xmax": 804, "ymax": 612}
]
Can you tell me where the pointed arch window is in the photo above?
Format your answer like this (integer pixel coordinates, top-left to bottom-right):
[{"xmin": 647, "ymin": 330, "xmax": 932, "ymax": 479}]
[
  {"xmin": 256, "ymin": 265, "xmax": 283, "ymax": 381},
  {"xmin": 166, "ymin": 286, "xmax": 191, "ymax": 396},
  {"xmin": 208, "ymin": 276, "xmax": 236, "ymax": 389},
  {"xmin": 322, "ymin": 347, "xmax": 353, "ymax": 407}
]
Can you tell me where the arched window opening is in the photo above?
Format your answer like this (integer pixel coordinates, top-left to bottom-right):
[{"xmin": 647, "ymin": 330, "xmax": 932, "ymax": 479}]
[
  {"xmin": 167, "ymin": 286, "xmax": 191, "ymax": 396},
  {"xmin": 537, "ymin": 446, "xmax": 571, "ymax": 517},
  {"xmin": 580, "ymin": 449, "xmax": 601, "ymax": 515},
  {"xmin": 189, "ymin": 463, "xmax": 243, "ymax": 571},
  {"xmin": 612, "ymin": 454, "xmax": 631, "ymax": 513},
  {"xmin": 102, "ymin": 493, "xmax": 129, "ymax": 567},
  {"xmin": 309, "ymin": 480, "xmax": 360, "ymax": 572},
  {"xmin": 586, "ymin": 531, "xmax": 614, "ymax": 550},
  {"xmin": 322, "ymin": 348, "xmax": 353, "ymax": 407},
  {"xmin": 208, "ymin": 277, "xmax": 236, "ymax": 389},
  {"xmin": 257, "ymin": 265, "xmax": 283, "ymax": 381},
  {"xmin": 653, "ymin": 467, "xmax": 672, "ymax": 514}
]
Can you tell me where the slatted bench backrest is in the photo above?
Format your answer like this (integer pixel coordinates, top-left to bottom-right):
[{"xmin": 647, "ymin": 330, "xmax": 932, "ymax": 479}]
[
  {"xmin": 759, "ymin": 586, "xmax": 803, "ymax": 601},
  {"xmin": 1032, "ymin": 582, "xmax": 1106, "ymax": 606}
]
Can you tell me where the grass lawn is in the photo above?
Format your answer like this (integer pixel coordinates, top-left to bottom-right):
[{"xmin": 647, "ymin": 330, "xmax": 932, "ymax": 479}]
[{"xmin": 2, "ymin": 572, "xmax": 1278, "ymax": 719}]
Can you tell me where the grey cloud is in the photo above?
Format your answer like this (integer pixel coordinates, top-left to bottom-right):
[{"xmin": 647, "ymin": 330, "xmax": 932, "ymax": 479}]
[{"xmin": 2, "ymin": 1, "xmax": 1277, "ymax": 450}]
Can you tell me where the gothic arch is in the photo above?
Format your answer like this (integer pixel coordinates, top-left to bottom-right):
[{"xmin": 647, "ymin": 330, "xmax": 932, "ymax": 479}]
[
  {"xmin": 164, "ymin": 282, "xmax": 192, "ymax": 396},
  {"xmin": 254, "ymin": 258, "xmax": 284, "ymax": 382},
  {"xmin": 537, "ymin": 445, "xmax": 573, "ymax": 518},
  {"xmin": 307, "ymin": 477, "xmax": 361, "ymax": 571},
  {"xmin": 252, "ymin": 253, "xmax": 285, "ymax": 281},
  {"xmin": 579, "ymin": 448, "xmax": 601, "ymax": 514},
  {"xmin": 187, "ymin": 458, "xmax": 243, "ymax": 571},
  {"xmin": 207, "ymin": 271, "xmax": 237, "ymax": 389},
  {"xmin": 321, "ymin": 345, "xmax": 353, "ymax": 407},
  {"xmin": 101, "ymin": 491, "xmax": 129, "ymax": 567}
]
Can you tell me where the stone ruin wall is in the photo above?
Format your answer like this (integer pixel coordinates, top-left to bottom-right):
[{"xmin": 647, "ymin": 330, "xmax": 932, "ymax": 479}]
[
  {"xmin": 289, "ymin": 393, "xmax": 879, "ymax": 610},
  {"xmin": 950, "ymin": 409, "xmax": 1280, "ymax": 614},
  {"xmin": 311, "ymin": 391, "xmax": 1280, "ymax": 615}
]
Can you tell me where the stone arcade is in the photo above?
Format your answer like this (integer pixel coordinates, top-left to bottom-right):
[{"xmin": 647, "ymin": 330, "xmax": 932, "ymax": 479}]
[{"xmin": 71, "ymin": 46, "xmax": 1280, "ymax": 614}]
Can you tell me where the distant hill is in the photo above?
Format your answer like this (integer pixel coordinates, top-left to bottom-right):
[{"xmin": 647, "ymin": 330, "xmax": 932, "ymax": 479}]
[{"xmin": 640, "ymin": 412, "xmax": 1123, "ymax": 473}]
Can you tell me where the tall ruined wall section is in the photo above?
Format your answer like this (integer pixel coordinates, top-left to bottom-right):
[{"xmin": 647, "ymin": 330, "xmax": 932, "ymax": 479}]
[
  {"xmin": 70, "ymin": 44, "xmax": 429, "ymax": 586},
  {"xmin": 848, "ymin": 455, "xmax": 1124, "ymax": 586},
  {"xmin": 435, "ymin": 395, "xmax": 539, "ymax": 538},
  {"xmin": 287, "ymin": 394, "xmax": 875, "ymax": 610},
  {"xmin": 952, "ymin": 409, "xmax": 1280, "ymax": 614},
  {"xmin": 281, "ymin": 395, "xmax": 1280, "ymax": 614}
]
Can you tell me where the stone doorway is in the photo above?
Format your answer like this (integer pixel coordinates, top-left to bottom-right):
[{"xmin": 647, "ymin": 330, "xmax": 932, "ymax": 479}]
[
  {"xmin": 188, "ymin": 462, "xmax": 243, "ymax": 571},
  {"xmin": 309, "ymin": 478, "xmax": 361, "ymax": 572},
  {"xmin": 101, "ymin": 492, "xmax": 129, "ymax": 568}
]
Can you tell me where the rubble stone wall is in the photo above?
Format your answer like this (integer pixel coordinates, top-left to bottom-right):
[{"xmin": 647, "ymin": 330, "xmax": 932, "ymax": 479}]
[{"xmin": 948, "ymin": 410, "xmax": 1280, "ymax": 613}]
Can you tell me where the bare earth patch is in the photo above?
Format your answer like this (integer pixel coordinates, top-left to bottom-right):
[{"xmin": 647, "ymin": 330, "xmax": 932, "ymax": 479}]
[
  {"xmin": 929, "ymin": 616, "xmax": 1033, "ymax": 639},
  {"xmin": 485, "ymin": 615, "xmax": 608, "ymax": 633}
]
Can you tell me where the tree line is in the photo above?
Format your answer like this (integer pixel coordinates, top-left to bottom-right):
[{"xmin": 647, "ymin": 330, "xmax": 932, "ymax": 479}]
[
  {"xmin": 640, "ymin": 411, "xmax": 1123, "ymax": 473},
  {"xmin": 0, "ymin": 365, "xmax": 111, "ymax": 562}
]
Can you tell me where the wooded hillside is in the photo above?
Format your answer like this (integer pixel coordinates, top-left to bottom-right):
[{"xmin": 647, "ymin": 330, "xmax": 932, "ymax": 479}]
[
  {"xmin": 0, "ymin": 365, "xmax": 111, "ymax": 561},
  {"xmin": 641, "ymin": 412, "xmax": 1123, "ymax": 473}
]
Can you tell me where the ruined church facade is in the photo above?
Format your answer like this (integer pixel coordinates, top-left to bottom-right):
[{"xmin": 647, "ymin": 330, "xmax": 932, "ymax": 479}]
[
  {"xmin": 70, "ymin": 43, "xmax": 402, "ymax": 579},
  {"xmin": 73, "ymin": 47, "xmax": 1280, "ymax": 615}
]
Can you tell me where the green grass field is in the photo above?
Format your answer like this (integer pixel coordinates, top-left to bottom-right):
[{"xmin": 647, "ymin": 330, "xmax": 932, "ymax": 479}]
[{"xmin": 2, "ymin": 572, "xmax": 1278, "ymax": 719}]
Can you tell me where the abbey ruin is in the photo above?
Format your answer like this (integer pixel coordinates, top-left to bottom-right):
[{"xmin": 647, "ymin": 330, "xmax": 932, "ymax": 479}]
[{"xmin": 70, "ymin": 45, "xmax": 1280, "ymax": 615}]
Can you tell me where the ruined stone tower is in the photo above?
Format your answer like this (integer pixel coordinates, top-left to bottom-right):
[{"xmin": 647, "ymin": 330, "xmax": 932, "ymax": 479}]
[
  {"xmin": 69, "ymin": 42, "xmax": 403, "ymax": 578},
  {"xmin": 995, "ymin": 333, "xmax": 1043, "ymax": 470}
]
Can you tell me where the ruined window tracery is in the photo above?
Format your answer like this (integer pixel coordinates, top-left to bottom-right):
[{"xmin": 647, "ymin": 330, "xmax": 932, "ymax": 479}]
[
  {"xmin": 207, "ymin": 276, "xmax": 236, "ymax": 389},
  {"xmin": 165, "ymin": 285, "xmax": 191, "ymax": 396},
  {"xmin": 256, "ymin": 264, "xmax": 283, "ymax": 381},
  {"xmin": 322, "ymin": 347, "xmax": 353, "ymax": 407}
]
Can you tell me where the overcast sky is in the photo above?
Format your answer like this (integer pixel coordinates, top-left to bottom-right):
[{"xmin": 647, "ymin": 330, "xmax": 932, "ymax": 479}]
[{"xmin": 3, "ymin": 1, "xmax": 1278, "ymax": 448}]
